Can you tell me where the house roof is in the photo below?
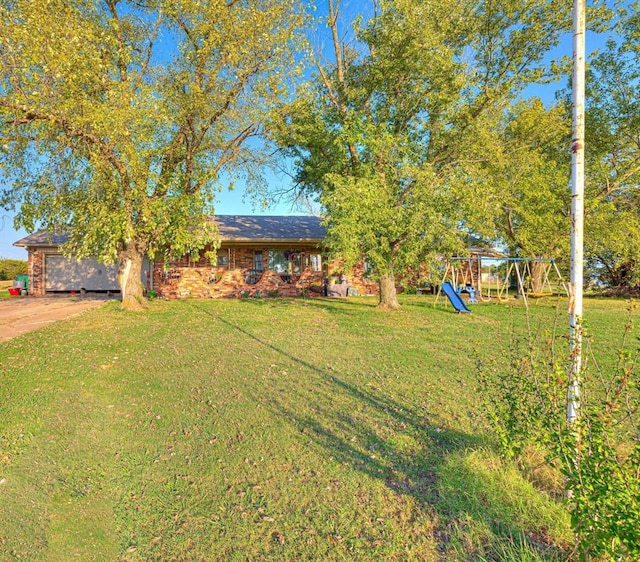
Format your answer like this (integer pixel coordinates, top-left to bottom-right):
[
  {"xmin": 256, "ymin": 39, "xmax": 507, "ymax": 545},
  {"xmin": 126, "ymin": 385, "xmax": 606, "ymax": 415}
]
[
  {"xmin": 215, "ymin": 215, "xmax": 325, "ymax": 243},
  {"xmin": 13, "ymin": 231, "xmax": 69, "ymax": 248},
  {"xmin": 13, "ymin": 215, "xmax": 326, "ymax": 248}
]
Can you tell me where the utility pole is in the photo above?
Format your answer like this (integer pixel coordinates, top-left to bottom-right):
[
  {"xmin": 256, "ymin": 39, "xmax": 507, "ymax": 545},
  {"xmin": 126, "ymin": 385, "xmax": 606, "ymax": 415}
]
[{"xmin": 568, "ymin": 0, "xmax": 586, "ymax": 425}]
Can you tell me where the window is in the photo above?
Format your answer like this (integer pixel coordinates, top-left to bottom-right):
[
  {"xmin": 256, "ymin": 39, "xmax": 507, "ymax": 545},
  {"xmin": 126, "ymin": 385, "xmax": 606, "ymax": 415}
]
[
  {"xmin": 217, "ymin": 252, "xmax": 229, "ymax": 267},
  {"xmin": 268, "ymin": 250, "xmax": 287, "ymax": 273},
  {"xmin": 307, "ymin": 253, "xmax": 322, "ymax": 272},
  {"xmin": 254, "ymin": 250, "xmax": 264, "ymax": 272},
  {"xmin": 268, "ymin": 250, "xmax": 303, "ymax": 274},
  {"xmin": 245, "ymin": 270, "xmax": 261, "ymax": 284}
]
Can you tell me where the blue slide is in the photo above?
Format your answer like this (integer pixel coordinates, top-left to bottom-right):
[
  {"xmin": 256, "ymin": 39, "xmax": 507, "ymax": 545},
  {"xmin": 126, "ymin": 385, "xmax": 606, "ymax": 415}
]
[{"xmin": 441, "ymin": 282, "xmax": 472, "ymax": 313}]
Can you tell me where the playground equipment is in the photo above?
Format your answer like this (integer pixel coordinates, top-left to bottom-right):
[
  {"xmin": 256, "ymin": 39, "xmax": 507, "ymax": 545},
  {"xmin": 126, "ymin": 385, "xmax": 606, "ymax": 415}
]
[
  {"xmin": 440, "ymin": 282, "xmax": 471, "ymax": 313},
  {"xmin": 492, "ymin": 257, "xmax": 568, "ymax": 307},
  {"xmin": 435, "ymin": 256, "xmax": 568, "ymax": 309}
]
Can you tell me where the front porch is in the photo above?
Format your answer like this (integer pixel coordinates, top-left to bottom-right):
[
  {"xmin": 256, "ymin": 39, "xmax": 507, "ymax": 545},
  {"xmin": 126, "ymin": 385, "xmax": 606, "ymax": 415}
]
[{"xmin": 154, "ymin": 246, "xmax": 326, "ymax": 299}]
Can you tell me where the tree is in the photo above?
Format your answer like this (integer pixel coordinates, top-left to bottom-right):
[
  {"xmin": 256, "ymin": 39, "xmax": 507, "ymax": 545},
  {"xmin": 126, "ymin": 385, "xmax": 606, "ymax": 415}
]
[
  {"xmin": 584, "ymin": 5, "xmax": 640, "ymax": 290},
  {"xmin": 270, "ymin": 0, "xmax": 571, "ymax": 308},
  {"xmin": 485, "ymin": 99, "xmax": 572, "ymax": 291},
  {"xmin": 0, "ymin": 258, "xmax": 27, "ymax": 281},
  {"xmin": 0, "ymin": 0, "xmax": 305, "ymax": 309}
]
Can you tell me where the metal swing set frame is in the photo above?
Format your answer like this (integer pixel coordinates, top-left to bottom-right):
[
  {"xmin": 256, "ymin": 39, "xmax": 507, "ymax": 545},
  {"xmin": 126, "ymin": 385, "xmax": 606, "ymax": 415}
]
[{"xmin": 435, "ymin": 256, "xmax": 568, "ymax": 309}]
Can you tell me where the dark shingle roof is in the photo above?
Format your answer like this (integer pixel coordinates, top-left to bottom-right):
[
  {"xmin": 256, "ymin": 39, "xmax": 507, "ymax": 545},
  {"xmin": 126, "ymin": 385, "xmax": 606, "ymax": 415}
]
[
  {"xmin": 13, "ymin": 231, "xmax": 69, "ymax": 247},
  {"xmin": 215, "ymin": 215, "xmax": 325, "ymax": 242},
  {"xmin": 14, "ymin": 215, "xmax": 326, "ymax": 248}
]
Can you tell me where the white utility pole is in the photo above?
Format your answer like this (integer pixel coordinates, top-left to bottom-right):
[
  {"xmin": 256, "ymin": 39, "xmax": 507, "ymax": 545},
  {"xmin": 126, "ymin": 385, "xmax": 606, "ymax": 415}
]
[{"xmin": 568, "ymin": 0, "xmax": 586, "ymax": 425}]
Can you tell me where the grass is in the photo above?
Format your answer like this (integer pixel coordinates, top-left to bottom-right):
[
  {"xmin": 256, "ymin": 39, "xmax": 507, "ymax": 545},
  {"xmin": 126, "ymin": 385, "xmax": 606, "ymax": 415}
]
[
  {"xmin": 0, "ymin": 294, "xmax": 637, "ymax": 560},
  {"xmin": 0, "ymin": 279, "xmax": 13, "ymax": 298}
]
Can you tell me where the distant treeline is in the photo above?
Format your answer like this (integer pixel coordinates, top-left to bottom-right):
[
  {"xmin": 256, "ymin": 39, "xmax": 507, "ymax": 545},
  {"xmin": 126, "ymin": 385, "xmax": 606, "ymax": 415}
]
[{"xmin": 0, "ymin": 259, "xmax": 27, "ymax": 281}]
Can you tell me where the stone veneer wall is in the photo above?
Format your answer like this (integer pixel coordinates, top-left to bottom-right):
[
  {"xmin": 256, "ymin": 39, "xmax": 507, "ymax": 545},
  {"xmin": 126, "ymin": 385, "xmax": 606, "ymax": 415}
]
[
  {"xmin": 153, "ymin": 246, "xmax": 379, "ymax": 299},
  {"xmin": 334, "ymin": 258, "xmax": 379, "ymax": 296},
  {"xmin": 27, "ymin": 249, "xmax": 45, "ymax": 296}
]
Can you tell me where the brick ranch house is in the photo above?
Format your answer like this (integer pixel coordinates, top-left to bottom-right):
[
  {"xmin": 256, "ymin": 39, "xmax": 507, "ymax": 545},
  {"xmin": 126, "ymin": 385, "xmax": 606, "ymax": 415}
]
[{"xmin": 14, "ymin": 215, "xmax": 378, "ymax": 298}]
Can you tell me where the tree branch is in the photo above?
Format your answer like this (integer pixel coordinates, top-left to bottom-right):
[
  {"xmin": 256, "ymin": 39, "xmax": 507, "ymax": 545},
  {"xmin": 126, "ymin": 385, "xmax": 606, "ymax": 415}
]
[
  {"xmin": 190, "ymin": 124, "xmax": 257, "ymax": 194},
  {"xmin": 1, "ymin": 100, "xmax": 130, "ymax": 191},
  {"xmin": 106, "ymin": 0, "xmax": 129, "ymax": 83}
]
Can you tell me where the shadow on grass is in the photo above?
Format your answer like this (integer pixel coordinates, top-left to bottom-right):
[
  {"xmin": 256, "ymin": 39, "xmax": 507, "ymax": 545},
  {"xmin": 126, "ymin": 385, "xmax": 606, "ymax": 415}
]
[
  {"xmin": 196, "ymin": 303, "xmax": 471, "ymax": 481},
  {"xmin": 290, "ymin": 296, "xmax": 381, "ymax": 315},
  {"xmin": 231, "ymin": 294, "xmax": 474, "ymax": 320},
  {"xmin": 192, "ymin": 301, "xmax": 570, "ymax": 559}
]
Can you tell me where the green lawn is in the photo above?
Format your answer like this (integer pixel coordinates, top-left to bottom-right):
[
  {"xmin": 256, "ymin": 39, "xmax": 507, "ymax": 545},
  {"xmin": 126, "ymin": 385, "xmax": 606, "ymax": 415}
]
[{"xmin": 0, "ymin": 295, "xmax": 637, "ymax": 561}]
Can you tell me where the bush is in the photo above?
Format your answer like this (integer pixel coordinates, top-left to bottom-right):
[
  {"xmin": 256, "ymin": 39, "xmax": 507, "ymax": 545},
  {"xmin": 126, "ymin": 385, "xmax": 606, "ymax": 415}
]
[
  {"xmin": 553, "ymin": 344, "xmax": 640, "ymax": 561},
  {"xmin": 476, "ymin": 307, "xmax": 640, "ymax": 560},
  {"xmin": 0, "ymin": 259, "xmax": 28, "ymax": 281}
]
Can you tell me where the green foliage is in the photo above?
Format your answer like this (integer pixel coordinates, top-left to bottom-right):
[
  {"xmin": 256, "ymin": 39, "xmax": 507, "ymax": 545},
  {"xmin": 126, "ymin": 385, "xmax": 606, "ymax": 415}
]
[
  {"xmin": 271, "ymin": 0, "xmax": 571, "ymax": 306},
  {"xmin": 553, "ymin": 343, "xmax": 640, "ymax": 561},
  {"xmin": 0, "ymin": 0, "xmax": 306, "ymax": 297},
  {"xmin": 484, "ymin": 100, "xmax": 572, "ymax": 262},
  {"xmin": 583, "ymin": 4, "xmax": 640, "ymax": 289},
  {"xmin": 476, "ymin": 346, "xmax": 558, "ymax": 461},
  {"xmin": 0, "ymin": 259, "xmax": 27, "ymax": 281},
  {"xmin": 476, "ymin": 308, "xmax": 640, "ymax": 560}
]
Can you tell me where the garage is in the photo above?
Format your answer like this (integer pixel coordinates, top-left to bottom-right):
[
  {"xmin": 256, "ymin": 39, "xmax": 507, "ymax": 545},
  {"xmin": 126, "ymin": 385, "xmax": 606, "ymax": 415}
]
[
  {"xmin": 13, "ymin": 232, "xmax": 153, "ymax": 296},
  {"xmin": 45, "ymin": 254, "xmax": 120, "ymax": 292}
]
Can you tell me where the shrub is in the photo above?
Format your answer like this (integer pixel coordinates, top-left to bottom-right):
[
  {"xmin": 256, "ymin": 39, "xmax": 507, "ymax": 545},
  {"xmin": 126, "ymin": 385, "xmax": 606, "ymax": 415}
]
[
  {"xmin": 0, "ymin": 259, "xmax": 28, "ymax": 281},
  {"xmin": 552, "ymin": 344, "xmax": 640, "ymax": 561},
  {"xmin": 476, "ymin": 307, "xmax": 640, "ymax": 560},
  {"xmin": 475, "ymin": 328, "xmax": 563, "ymax": 461}
]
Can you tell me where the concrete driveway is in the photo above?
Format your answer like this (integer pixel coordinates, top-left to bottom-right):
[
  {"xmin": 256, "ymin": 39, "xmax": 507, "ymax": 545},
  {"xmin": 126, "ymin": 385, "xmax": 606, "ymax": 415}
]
[{"xmin": 0, "ymin": 296, "xmax": 112, "ymax": 343}]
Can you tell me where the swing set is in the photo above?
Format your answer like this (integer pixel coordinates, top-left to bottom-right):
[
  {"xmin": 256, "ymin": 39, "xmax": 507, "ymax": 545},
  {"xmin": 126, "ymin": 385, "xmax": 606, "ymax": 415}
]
[{"xmin": 435, "ymin": 256, "xmax": 568, "ymax": 309}]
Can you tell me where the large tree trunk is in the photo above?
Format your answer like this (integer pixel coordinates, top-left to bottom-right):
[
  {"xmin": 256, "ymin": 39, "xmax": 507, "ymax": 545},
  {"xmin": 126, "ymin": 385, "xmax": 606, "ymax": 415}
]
[
  {"xmin": 529, "ymin": 259, "xmax": 546, "ymax": 293},
  {"xmin": 378, "ymin": 270, "xmax": 400, "ymax": 309},
  {"xmin": 118, "ymin": 241, "xmax": 146, "ymax": 311}
]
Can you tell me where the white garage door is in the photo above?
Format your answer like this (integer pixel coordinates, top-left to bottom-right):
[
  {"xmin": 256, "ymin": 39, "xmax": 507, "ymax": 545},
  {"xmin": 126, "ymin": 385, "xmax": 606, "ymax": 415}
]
[{"xmin": 45, "ymin": 255, "xmax": 120, "ymax": 292}]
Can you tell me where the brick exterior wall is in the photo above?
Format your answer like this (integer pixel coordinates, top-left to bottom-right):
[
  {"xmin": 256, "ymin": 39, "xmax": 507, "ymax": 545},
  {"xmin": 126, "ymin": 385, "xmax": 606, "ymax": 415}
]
[
  {"xmin": 153, "ymin": 246, "xmax": 379, "ymax": 299},
  {"xmin": 24, "ymin": 245, "xmax": 381, "ymax": 299},
  {"xmin": 27, "ymin": 249, "xmax": 46, "ymax": 296},
  {"xmin": 24, "ymin": 248, "xmax": 130, "ymax": 296}
]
